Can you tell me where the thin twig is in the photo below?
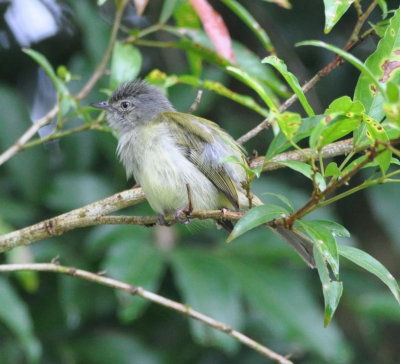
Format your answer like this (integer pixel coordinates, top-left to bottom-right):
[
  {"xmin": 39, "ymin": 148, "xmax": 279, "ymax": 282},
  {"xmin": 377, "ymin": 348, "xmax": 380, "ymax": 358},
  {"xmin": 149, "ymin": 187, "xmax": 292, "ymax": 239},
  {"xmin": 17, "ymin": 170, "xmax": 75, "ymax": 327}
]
[
  {"xmin": 0, "ymin": 105, "xmax": 58, "ymax": 166},
  {"xmin": 0, "ymin": 0, "xmax": 128, "ymax": 167},
  {"xmin": 285, "ymin": 148, "xmax": 377, "ymax": 227},
  {"xmin": 0, "ymin": 262, "xmax": 293, "ymax": 364},
  {"xmin": 236, "ymin": 119, "xmax": 272, "ymax": 145},
  {"xmin": 238, "ymin": 2, "xmax": 377, "ymax": 145},
  {"xmin": 188, "ymin": 90, "xmax": 204, "ymax": 113}
]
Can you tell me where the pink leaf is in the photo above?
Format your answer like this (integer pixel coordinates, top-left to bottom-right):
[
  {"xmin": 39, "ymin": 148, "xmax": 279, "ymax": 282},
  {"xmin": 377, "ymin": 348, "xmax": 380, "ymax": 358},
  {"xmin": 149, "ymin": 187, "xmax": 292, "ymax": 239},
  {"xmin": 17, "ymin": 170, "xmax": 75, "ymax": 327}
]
[
  {"xmin": 133, "ymin": 0, "xmax": 149, "ymax": 16},
  {"xmin": 189, "ymin": 0, "xmax": 236, "ymax": 64}
]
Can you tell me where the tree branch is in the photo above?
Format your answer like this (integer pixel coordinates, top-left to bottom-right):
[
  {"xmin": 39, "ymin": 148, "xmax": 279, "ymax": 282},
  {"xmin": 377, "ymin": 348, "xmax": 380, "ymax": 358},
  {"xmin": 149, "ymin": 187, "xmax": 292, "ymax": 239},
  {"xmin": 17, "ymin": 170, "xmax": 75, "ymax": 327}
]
[
  {"xmin": 250, "ymin": 138, "xmax": 354, "ymax": 171},
  {"xmin": 0, "ymin": 262, "xmax": 293, "ymax": 364},
  {"xmin": 0, "ymin": 188, "xmax": 146, "ymax": 253},
  {"xmin": 0, "ymin": 0, "xmax": 128, "ymax": 167},
  {"xmin": 237, "ymin": 3, "xmax": 377, "ymax": 145}
]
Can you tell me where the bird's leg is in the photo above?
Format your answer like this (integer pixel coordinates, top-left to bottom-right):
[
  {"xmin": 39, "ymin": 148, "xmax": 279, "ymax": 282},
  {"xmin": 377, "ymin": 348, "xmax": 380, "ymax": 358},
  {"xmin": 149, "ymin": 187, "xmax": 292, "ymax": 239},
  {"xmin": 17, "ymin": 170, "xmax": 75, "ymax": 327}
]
[
  {"xmin": 174, "ymin": 183, "xmax": 194, "ymax": 224},
  {"xmin": 157, "ymin": 214, "xmax": 171, "ymax": 226}
]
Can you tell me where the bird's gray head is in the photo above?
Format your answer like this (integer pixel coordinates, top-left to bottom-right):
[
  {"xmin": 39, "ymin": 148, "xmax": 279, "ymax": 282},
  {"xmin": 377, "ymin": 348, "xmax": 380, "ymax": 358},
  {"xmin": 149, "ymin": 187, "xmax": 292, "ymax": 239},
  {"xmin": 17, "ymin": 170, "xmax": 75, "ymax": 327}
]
[{"xmin": 92, "ymin": 80, "xmax": 174, "ymax": 134}]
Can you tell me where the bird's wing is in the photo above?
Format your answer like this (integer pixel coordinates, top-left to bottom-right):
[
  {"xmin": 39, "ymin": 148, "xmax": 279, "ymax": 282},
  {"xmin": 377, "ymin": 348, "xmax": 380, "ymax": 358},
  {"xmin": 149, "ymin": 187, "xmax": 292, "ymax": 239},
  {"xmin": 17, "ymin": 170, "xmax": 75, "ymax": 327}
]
[{"xmin": 163, "ymin": 112, "xmax": 240, "ymax": 209}]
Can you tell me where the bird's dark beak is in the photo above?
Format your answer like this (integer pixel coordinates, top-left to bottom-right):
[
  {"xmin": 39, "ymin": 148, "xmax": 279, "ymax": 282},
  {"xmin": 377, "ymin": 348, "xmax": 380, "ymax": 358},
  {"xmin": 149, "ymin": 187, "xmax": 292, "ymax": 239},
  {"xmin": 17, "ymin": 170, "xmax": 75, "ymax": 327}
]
[{"xmin": 91, "ymin": 101, "xmax": 112, "ymax": 111}]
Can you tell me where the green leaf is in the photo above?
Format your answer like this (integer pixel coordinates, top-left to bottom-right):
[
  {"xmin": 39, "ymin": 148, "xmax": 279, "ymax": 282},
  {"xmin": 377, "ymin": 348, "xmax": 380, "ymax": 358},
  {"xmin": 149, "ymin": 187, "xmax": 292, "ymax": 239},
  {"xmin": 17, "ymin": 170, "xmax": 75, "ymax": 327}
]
[
  {"xmin": 262, "ymin": 56, "xmax": 315, "ymax": 116},
  {"xmin": 110, "ymin": 42, "xmax": 142, "ymax": 90},
  {"xmin": 222, "ymin": 155, "xmax": 262, "ymax": 178},
  {"xmin": 265, "ymin": 115, "xmax": 323, "ymax": 159},
  {"xmin": 325, "ymin": 161, "xmax": 341, "ymax": 177},
  {"xmin": 277, "ymin": 161, "xmax": 326, "ymax": 190},
  {"xmin": 364, "ymin": 116, "xmax": 392, "ymax": 174},
  {"xmin": 275, "ymin": 111, "xmax": 301, "ymax": 140},
  {"xmin": 104, "ymin": 237, "xmax": 165, "ymax": 321},
  {"xmin": 298, "ymin": 40, "xmax": 386, "ymax": 96},
  {"xmin": 159, "ymin": 0, "xmax": 182, "ymax": 24},
  {"xmin": 323, "ymin": 0, "xmax": 353, "ymax": 33},
  {"xmin": 297, "ymin": 220, "xmax": 340, "ymax": 277},
  {"xmin": 0, "ymin": 278, "xmax": 41, "ymax": 362},
  {"xmin": 171, "ymin": 249, "xmax": 242, "ymax": 353},
  {"xmin": 226, "ymin": 66, "xmax": 278, "ymax": 111},
  {"xmin": 173, "ymin": 28, "xmax": 287, "ymax": 96},
  {"xmin": 325, "ymin": 95, "xmax": 364, "ymax": 115},
  {"xmin": 227, "ymin": 204, "xmax": 289, "ymax": 242},
  {"xmin": 376, "ymin": 0, "xmax": 388, "ymax": 18},
  {"xmin": 220, "ymin": 0, "xmax": 274, "ymax": 52},
  {"xmin": 310, "ymin": 220, "xmax": 350, "ymax": 238},
  {"xmin": 338, "ymin": 245, "xmax": 400, "ymax": 304},
  {"xmin": 173, "ymin": 2, "xmax": 203, "ymax": 76},
  {"xmin": 319, "ymin": 114, "xmax": 361, "ymax": 147},
  {"xmin": 262, "ymin": 192, "xmax": 294, "ymax": 212},
  {"xmin": 23, "ymin": 48, "xmax": 68, "ymax": 95},
  {"xmin": 354, "ymin": 7, "xmax": 400, "ymax": 121},
  {"xmin": 314, "ymin": 246, "xmax": 343, "ymax": 327}
]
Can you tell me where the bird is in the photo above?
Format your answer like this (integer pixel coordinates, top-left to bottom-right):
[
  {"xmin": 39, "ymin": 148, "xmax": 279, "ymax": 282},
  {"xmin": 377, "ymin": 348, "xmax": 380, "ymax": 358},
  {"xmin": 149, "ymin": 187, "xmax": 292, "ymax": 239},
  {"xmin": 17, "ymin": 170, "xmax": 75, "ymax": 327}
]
[{"xmin": 92, "ymin": 79, "xmax": 315, "ymax": 268}]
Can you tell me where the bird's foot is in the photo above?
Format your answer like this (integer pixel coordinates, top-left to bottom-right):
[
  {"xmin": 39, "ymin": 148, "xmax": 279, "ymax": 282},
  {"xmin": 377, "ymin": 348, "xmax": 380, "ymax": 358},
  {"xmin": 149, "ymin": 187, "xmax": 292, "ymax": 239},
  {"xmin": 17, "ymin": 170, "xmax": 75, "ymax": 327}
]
[{"xmin": 174, "ymin": 206, "xmax": 192, "ymax": 225}]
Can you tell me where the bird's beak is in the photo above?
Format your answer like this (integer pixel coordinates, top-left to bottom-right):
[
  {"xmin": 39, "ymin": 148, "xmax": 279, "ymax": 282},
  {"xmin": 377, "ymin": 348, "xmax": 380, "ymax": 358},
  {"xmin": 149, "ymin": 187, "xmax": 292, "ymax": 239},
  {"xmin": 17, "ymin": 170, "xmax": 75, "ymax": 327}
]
[{"xmin": 91, "ymin": 101, "xmax": 113, "ymax": 111}]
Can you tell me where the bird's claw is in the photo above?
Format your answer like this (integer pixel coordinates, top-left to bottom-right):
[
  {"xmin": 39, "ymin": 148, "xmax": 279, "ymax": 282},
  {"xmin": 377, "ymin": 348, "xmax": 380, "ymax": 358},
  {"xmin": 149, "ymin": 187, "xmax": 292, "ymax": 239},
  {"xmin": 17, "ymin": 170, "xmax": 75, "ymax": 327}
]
[{"xmin": 174, "ymin": 206, "xmax": 191, "ymax": 225}]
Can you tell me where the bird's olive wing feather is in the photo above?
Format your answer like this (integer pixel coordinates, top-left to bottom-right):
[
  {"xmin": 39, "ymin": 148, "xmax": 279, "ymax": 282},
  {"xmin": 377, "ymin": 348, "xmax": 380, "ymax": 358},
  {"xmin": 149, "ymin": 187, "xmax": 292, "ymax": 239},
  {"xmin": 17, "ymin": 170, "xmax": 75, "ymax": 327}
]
[{"xmin": 163, "ymin": 112, "xmax": 240, "ymax": 209}]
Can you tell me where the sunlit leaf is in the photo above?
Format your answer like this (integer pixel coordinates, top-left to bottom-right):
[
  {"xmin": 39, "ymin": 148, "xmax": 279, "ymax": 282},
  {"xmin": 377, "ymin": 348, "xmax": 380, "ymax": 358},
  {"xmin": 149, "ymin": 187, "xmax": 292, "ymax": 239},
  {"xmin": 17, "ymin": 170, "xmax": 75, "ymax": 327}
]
[
  {"xmin": 325, "ymin": 96, "xmax": 364, "ymax": 115},
  {"xmin": 110, "ymin": 42, "xmax": 142, "ymax": 90},
  {"xmin": 354, "ymin": 7, "xmax": 400, "ymax": 121},
  {"xmin": 364, "ymin": 116, "xmax": 392, "ymax": 174},
  {"xmin": 298, "ymin": 40, "xmax": 385, "ymax": 97},
  {"xmin": 227, "ymin": 66, "xmax": 278, "ymax": 111},
  {"xmin": 263, "ymin": 56, "xmax": 315, "ymax": 116},
  {"xmin": 323, "ymin": 0, "xmax": 353, "ymax": 33},
  {"xmin": 325, "ymin": 162, "xmax": 341, "ymax": 177},
  {"xmin": 275, "ymin": 111, "xmax": 301, "ymax": 140}
]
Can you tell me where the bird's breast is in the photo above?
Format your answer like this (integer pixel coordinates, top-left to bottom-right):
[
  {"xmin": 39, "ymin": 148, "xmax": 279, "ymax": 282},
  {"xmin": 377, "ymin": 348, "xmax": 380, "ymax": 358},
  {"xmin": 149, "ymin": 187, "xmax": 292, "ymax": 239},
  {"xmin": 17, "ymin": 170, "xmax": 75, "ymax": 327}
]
[{"xmin": 117, "ymin": 123, "xmax": 219, "ymax": 214}]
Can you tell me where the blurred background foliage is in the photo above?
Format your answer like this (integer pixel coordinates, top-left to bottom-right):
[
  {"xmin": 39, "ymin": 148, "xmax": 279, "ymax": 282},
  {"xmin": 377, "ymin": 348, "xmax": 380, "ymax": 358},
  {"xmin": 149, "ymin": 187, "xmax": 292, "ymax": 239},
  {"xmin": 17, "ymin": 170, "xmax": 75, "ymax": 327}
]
[{"xmin": 0, "ymin": 0, "xmax": 400, "ymax": 363}]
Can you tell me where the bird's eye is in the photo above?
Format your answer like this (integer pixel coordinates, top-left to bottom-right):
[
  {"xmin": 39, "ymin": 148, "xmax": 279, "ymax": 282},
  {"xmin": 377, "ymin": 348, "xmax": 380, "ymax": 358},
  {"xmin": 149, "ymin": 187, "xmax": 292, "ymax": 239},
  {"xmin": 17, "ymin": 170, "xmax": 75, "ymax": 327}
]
[{"xmin": 120, "ymin": 101, "xmax": 130, "ymax": 109}]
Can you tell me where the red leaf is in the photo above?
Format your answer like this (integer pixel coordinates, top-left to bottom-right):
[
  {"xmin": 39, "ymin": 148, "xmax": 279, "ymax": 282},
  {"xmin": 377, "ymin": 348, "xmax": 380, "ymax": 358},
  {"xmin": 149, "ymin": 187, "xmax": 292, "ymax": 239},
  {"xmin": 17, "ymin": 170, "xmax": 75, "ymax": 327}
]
[{"xmin": 188, "ymin": 0, "xmax": 236, "ymax": 64}]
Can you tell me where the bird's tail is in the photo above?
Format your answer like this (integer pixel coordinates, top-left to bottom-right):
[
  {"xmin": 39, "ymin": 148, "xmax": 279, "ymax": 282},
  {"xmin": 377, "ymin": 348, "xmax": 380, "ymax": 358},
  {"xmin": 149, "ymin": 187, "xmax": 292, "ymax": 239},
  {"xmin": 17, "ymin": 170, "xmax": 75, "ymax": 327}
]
[
  {"xmin": 271, "ymin": 226, "xmax": 316, "ymax": 268},
  {"xmin": 245, "ymin": 195, "xmax": 316, "ymax": 268}
]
